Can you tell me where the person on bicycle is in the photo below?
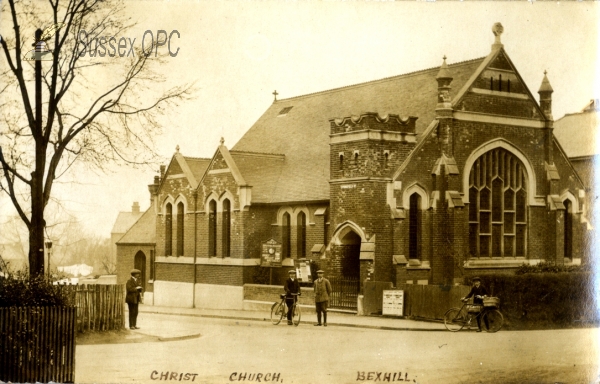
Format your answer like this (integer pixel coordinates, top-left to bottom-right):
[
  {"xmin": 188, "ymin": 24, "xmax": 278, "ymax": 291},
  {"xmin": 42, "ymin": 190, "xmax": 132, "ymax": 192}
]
[
  {"xmin": 285, "ymin": 270, "xmax": 301, "ymax": 325},
  {"xmin": 462, "ymin": 276, "xmax": 488, "ymax": 332}
]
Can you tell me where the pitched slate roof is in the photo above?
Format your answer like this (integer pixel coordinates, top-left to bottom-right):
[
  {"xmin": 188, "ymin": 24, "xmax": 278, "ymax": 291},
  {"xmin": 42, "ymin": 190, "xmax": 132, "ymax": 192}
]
[
  {"xmin": 231, "ymin": 58, "xmax": 485, "ymax": 203},
  {"xmin": 229, "ymin": 151, "xmax": 286, "ymax": 203},
  {"xmin": 116, "ymin": 203, "xmax": 156, "ymax": 245},
  {"xmin": 554, "ymin": 109, "xmax": 600, "ymax": 158},
  {"xmin": 111, "ymin": 211, "xmax": 144, "ymax": 235},
  {"xmin": 184, "ymin": 156, "xmax": 211, "ymax": 186}
]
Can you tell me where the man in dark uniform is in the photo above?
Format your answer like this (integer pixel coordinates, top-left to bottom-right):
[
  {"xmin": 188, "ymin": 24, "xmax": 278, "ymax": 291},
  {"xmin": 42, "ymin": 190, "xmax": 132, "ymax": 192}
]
[
  {"xmin": 126, "ymin": 269, "xmax": 144, "ymax": 330},
  {"xmin": 284, "ymin": 270, "xmax": 301, "ymax": 325},
  {"xmin": 462, "ymin": 276, "xmax": 489, "ymax": 332}
]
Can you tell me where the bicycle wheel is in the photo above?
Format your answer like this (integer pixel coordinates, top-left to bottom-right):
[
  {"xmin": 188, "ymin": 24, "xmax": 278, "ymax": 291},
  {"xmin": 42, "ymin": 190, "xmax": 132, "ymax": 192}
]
[
  {"xmin": 292, "ymin": 303, "xmax": 301, "ymax": 326},
  {"xmin": 444, "ymin": 307, "xmax": 468, "ymax": 332},
  {"xmin": 270, "ymin": 302, "xmax": 285, "ymax": 325},
  {"xmin": 482, "ymin": 309, "xmax": 503, "ymax": 333}
]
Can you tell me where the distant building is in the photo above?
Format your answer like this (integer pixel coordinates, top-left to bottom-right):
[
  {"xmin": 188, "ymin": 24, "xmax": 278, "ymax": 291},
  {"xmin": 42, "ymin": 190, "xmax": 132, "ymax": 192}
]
[
  {"xmin": 110, "ymin": 202, "xmax": 144, "ymax": 262},
  {"xmin": 115, "ymin": 202, "xmax": 156, "ymax": 302},
  {"xmin": 119, "ymin": 23, "xmax": 591, "ymax": 311},
  {"xmin": 554, "ymin": 99, "xmax": 599, "ymax": 224}
]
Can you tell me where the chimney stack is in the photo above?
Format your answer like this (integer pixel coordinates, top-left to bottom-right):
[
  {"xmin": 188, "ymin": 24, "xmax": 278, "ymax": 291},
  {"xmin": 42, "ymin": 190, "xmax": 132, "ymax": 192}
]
[{"xmin": 132, "ymin": 202, "xmax": 140, "ymax": 214}]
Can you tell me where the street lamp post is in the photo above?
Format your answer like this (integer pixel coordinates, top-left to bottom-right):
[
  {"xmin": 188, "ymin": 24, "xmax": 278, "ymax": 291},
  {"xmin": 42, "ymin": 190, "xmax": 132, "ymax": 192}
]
[{"xmin": 45, "ymin": 241, "xmax": 53, "ymax": 277}]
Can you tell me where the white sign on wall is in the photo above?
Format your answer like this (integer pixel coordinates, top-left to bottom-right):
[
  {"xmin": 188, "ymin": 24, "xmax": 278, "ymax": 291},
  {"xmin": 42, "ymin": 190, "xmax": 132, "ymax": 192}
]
[{"xmin": 382, "ymin": 290, "xmax": 404, "ymax": 316}]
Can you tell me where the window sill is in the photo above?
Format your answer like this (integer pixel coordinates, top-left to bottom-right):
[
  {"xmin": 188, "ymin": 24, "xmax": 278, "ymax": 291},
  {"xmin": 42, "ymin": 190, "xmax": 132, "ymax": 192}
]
[
  {"xmin": 406, "ymin": 260, "xmax": 430, "ymax": 270},
  {"xmin": 465, "ymin": 258, "xmax": 526, "ymax": 268}
]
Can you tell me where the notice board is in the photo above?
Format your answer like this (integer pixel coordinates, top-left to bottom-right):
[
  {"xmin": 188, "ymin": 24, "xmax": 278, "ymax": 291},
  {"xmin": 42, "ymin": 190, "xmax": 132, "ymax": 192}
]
[{"xmin": 382, "ymin": 290, "xmax": 404, "ymax": 316}]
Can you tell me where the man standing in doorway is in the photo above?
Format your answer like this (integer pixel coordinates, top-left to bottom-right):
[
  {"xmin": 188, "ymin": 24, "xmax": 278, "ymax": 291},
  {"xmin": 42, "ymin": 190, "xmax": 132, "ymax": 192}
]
[
  {"xmin": 284, "ymin": 270, "xmax": 301, "ymax": 325},
  {"xmin": 126, "ymin": 269, "xmax": 144, "ymax": 330},
  {"xmin": 313, "ymin": 270, "xmax": 331, "ymax": 327}
]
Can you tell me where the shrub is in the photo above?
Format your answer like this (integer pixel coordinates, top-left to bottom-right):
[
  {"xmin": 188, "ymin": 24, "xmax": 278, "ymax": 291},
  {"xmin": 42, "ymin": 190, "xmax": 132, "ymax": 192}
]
[
  {"xmin": 515, "ymin": 261, "xmax": 591, "ymax": 275},
  {"xmin": 0, "ymin": 271, "xmax": 75, "ymax": 307},
  {"xmin": 474, "ymin": 272, "xmax": 596, "ymax": 330}
]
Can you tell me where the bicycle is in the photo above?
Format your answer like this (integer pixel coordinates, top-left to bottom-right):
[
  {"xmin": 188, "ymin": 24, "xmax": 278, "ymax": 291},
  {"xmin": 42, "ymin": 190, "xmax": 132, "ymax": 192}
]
[
  {"xmin": 271, "ymin": 293, "xmax": 301, "ymax": 326},
  {"xmin": 444, "ymin": 296, "xmax": 503, "ymax": 333}
]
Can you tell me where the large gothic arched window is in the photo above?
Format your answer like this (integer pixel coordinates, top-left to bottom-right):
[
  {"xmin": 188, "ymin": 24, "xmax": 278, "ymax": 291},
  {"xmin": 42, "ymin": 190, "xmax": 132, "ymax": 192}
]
[{"xmin": 468, "ymin": 148, "xmax": 528, "ymax": 258}]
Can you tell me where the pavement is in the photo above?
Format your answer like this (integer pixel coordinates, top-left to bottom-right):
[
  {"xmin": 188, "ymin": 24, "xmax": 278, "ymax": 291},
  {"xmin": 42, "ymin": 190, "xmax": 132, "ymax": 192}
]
[{"xmin": 127, "ymin": 303, "xmax": 448, "ymax": 341}]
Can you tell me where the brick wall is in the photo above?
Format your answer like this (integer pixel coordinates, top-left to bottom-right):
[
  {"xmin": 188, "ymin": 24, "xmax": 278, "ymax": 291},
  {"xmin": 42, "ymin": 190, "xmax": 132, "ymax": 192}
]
[
  {"xmin": 195, "ymin": 264, "xmax": 255, "ymax": 286},
  {"xmin": 457, "ymin": 93, "xmax": 541, "ymax": 119},
  {"xmin": 116, "ymin": 244, "xmax": 155, "ymax": 292},
  {"xmin": 156, "ymin": 263, "xmax": 194, "ymax": 283},
  {"xmin": 244, "ymin": 284, "xmax": 315, "ymax": 306}
]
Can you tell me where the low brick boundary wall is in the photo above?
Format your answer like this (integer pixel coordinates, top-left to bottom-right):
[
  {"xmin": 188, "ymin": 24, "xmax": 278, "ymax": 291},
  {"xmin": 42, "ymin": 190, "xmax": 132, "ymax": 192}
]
[{"xmin": 244, "ymin": 284, "xmax": 315, "ymax": 306}]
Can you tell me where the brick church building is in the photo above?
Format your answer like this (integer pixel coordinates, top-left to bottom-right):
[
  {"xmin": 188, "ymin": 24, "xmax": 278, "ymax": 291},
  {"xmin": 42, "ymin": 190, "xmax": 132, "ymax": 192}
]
[{"xmin": 117, "ymin": 23, "xmax": 590, "ymax": 309}]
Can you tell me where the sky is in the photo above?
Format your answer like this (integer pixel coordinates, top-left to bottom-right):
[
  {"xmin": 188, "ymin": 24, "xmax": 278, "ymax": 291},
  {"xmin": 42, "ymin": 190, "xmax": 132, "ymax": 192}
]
[{"xmin": 0, "ymin": 1, "xmax": 599, "ymax": 240}]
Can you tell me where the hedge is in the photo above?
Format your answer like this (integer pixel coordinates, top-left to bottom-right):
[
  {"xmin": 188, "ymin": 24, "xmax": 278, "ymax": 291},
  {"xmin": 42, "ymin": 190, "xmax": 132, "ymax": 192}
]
[
  {"xmin": 0, "ymin": 272, "xmax": 75, "ymax": 307},
  {"xmin": 469, "ymin": 271, "xmax": 598, "ymax": 330}
]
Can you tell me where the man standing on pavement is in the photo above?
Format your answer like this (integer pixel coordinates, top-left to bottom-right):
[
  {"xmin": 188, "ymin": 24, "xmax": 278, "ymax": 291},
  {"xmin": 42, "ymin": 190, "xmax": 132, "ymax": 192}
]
[
  {"xmin": 285, "ymin": 270, "xmax": 301, "ymax": 325},
  {"xmin": 126, "ymin": 269, "xmax": 144, "ymax": 330},
  {"xmin": 313, "ymin": 270, "xmax": 331, "ymax": 327}
]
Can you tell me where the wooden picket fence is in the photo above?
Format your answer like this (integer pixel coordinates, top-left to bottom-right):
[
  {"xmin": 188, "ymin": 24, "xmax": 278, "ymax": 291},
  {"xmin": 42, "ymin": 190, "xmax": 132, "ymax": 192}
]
[
  {"xmin": 399, "ymin": 284, "xmax": 471, "ymax": 320},
  {"xmin": 0, "ymin": 306, "xmax": 76, "ymax": 383},
  {"xmin": 70, "ymin": 284, "xmax": 125, "ymax": 332}
]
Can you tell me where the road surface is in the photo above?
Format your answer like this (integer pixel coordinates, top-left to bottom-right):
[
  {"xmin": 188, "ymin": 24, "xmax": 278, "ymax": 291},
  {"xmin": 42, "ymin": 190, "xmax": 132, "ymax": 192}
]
[{"xmin": 75, "ymin": 312, "xmax": 599, "ymax": 384}]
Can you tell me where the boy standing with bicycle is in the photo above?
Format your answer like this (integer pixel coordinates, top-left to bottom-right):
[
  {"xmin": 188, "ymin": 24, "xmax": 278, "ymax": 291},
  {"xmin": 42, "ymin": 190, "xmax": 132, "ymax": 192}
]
[
  {"xmin": 285, "ymin": 270, "xmax": 301, "ymax": 325},
  {"xmin": 462, "ymin": 276, "xmax": 489, "ymax": 332}
]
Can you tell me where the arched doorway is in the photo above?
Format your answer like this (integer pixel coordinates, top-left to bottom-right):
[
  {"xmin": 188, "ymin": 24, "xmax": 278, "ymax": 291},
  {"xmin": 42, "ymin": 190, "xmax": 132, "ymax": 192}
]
[
  {"xmin": 134, "ymin": 251, "xmax": 146, "ymax": 290},
  {"xmin": 329, "ymin": 224, "xmax": 363, "ymax": 311},
  {"xmin": 340, "ymin": 231, "xmax": 361, "ymax": 279}
]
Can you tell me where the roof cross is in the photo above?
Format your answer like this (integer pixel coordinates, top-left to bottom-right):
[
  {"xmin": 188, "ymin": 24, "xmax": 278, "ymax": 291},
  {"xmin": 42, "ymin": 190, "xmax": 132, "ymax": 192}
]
[{"xmin": 272, "ymin": 90, "xmax": 278, "ymax": 102}]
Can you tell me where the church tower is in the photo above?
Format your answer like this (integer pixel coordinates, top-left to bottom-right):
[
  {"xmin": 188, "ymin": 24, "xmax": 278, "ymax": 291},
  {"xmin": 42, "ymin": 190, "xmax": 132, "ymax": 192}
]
[{"xmin": 328, "ymin": 112, "xmax": 417, "ymax": 283}]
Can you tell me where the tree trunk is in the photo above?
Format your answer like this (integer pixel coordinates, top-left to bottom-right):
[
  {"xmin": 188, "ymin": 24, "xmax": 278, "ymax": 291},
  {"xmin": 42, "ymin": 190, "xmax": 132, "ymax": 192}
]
[{"xmin": 28, "ymin": 28, "xmax": 46, "ymax": 277}]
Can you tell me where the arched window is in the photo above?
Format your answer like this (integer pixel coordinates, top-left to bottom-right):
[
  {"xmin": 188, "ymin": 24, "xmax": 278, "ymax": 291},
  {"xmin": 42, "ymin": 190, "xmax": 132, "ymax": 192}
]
[
  {"xmin": 222, "ymin": 199, "xmax": 231, "ymax": 257},
  {"xmin": 297, "ymin": 211, "xmax": 306, "ymax": 259},
  {"xmin": 409, "ymin": 193, "xmax": 421, "ymax": 260},
  {"xmin": 282, "ymin": 212, "xmax": 291, "ymax": 259},
  {"xmin": 176, "ymin": 202, "xmax": 184, "ymax": 256},
  {"xmin": 564, "ymin": 200, "xmax": 572, "ymax": 260},
  {"xmin": 165, "ymin": 203, "xmax": 173, "ymax": 256},
  {"xmin": 468, "ymin": 148, "xmax": 528, "ymax": 257},
  {"xmin": 208, "ymin": 200, "xmax": 217, "ymax": 257}
]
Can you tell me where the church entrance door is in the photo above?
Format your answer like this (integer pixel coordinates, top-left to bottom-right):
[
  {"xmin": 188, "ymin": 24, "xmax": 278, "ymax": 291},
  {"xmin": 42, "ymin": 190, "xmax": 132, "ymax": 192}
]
[
  {"xmin": 330, "ymin": 230, "xmax": 361, "ymax": 310},
  {"xmin": 134, "ymin": 251, "xmax": 146, "ymax": 290}
]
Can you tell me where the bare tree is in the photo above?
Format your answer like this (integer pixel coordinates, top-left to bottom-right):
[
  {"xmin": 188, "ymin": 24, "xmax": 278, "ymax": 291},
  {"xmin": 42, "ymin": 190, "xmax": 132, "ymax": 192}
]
[{"xmin": 0, "ymin": 0, "xmax": 192, "ymax": 276}]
